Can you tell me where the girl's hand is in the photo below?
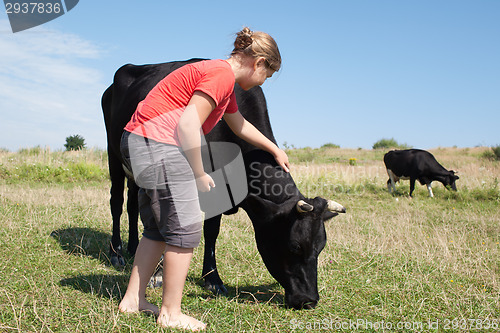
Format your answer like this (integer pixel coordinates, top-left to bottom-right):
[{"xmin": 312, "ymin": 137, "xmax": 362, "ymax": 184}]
[
  {"xmin": 196, "ymin": 173, "xmax": 215, "ymax": 192},
  {"xmin": 274, "ymin": 149, "xmax": 290, "ymax": 173}
]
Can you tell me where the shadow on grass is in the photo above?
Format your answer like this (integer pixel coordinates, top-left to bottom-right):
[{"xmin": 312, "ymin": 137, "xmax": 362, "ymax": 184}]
[
  {"xmin": 388, "ymin": 189, "xmax": 411, "ymax": 197},
  {"xmin": 59, "ymin": 273, "xmax": 284, "ymax": 308},
  {"xmin": 51, "ymin": 228, "xmax": 134, "ymax": 302},
  {"xmin": 60, "ymin": 274, "xmax": 129, "ymax": 300},
  {"xmin": 50, "ymin": 227, "xmax": 134, "ymax": 269},
  {"xmin": 188, "ymin": 276, "xmax": 284, "ymax": 307},
  {"xmin": 52, "ymin": 229, "xmax": 285, "ymax": 307}
]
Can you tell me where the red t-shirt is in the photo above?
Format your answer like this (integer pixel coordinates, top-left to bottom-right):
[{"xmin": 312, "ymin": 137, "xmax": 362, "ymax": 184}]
[{"xmin": 124, "ymin": 59, "xmax": 238, "ymax": 146}]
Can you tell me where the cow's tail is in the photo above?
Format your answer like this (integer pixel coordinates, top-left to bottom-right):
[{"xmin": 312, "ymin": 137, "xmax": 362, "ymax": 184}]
[{"xmin": 101, "ymin": 85, "xmax": 113, "ymax": 126}]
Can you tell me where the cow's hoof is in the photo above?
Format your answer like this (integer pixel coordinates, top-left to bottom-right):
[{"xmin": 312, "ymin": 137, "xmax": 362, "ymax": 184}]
[
  {"xmin": 110, "ymin": 243, "xmax": 125, "ymax": 267},
  {"xmin": 204, "ymin": 281, "xmax": 228, "ymax": 295},
  {"xmin": 110, "ymin": 254, "xmax": 125, "ymax": 268},
  {"xmin": 148, "ymin": 274, "xmax": 163, "ymax": 288},
  {"xmin": 148, "ymin": 263, "xmax": 163, "ymax": 288}
]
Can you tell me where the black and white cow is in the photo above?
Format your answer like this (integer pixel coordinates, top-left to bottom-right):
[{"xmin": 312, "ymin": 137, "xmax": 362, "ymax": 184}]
[
  {"xmin": 384, "ymin": 149, "xmax": 459, "ymax": 197},
  {"xmin": 101, "ymin": 59, "xmax": 346, "ymax": 309}
]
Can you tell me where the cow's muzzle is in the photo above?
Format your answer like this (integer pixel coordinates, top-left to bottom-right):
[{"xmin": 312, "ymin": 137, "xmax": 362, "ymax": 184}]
[{"xmin": 285, "ymin": 293, "xmax": 319, "ymax": 310}]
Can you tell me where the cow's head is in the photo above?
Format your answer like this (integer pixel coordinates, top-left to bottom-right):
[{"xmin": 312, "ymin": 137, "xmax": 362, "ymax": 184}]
[
  {"xmin": 243, "ymin": 194, "xmax": 345, "ymax": 309},
  {"xmin": 445, "ymin": 171, "xmax": 459, "ymax": 191}
]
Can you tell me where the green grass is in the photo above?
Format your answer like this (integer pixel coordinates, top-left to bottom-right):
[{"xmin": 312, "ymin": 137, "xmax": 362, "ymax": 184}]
[
  {"xmin": 0, "ymin": 147, "xmax": 499, "ymax": 332},
  {"xmin": 0, "ymin": 147, "xmax": 108, "ymax": 184}
]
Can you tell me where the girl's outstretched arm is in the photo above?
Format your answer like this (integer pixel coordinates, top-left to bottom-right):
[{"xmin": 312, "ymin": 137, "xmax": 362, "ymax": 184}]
[{"xmin": 223, "ymin": 111, "xmax": 290, "ymax": 172}]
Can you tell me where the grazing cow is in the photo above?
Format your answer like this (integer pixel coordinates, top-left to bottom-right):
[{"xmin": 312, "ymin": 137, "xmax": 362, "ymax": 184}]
[
  {"xmin": 102, "ymin": 59, "xmax": 346, "ymax": 309},
  {"xmin": 384, "ymin": 149, "xmax": 459, "ymax": 197},
  {"xmin": 242, "ymin": 149, "xmax": 345, "ymax": 309}
]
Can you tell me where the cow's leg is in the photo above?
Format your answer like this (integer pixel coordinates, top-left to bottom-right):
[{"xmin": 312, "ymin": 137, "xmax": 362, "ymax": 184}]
[
  {"xmin": 109, "ymin": 154, "xmax": 126, "ymax": 267},
  {"xmin": 387, "ymin": 178, "xmax": 397, "ymax": 194},
  {"xmin": 202, "ymin": 214, "xmax": 227, "ymax": 295},
  {"xmin": 386, "ymin": 169, "xmax": 397, "ymax": 193},
  {"xmin": 126, "ymin": 179, "xmax": 140, "ymax": 255},
  {"xmin": 409, "ymin": 178, "xmax": 416, "ymax": 197},
  {"xmin": 426, "ymin": 184, "xmax": 434, "ymax": 198}
]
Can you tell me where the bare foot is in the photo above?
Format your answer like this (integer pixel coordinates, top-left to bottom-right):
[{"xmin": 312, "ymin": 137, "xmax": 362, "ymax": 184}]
[
  {"xmin": 119, "ymin": 297, "xmax": 159, "ymax": 316},
  {"xmin": 157, "ymin": 312, "xmax": 206, "ymax": 331}
]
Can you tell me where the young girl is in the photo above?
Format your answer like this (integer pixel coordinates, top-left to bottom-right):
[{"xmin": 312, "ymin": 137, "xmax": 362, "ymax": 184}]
[{"xmin": 118, "ymin": 27, "xmax": 288, "ymax": 331}]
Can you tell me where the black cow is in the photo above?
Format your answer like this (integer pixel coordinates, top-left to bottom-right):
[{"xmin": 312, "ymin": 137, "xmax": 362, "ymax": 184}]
[
  {"xmin": 242, "ymin": 149, "xmax": 345, "ymax": 309},
  {"xmin": 384, "ymin": 149, "xmax": 459, "ymax": 197},
  {"xmin": 102, "ymin": 59, "xmax": 346, "ymax": 309}
]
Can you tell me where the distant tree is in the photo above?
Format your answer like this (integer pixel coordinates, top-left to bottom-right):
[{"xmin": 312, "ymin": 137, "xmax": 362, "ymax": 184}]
[
  {"xmin": 372, "ymin": 138, "xmax": 411, "ymax": 150},
  {"xmin": 64, "ymin": 134, "xmax": 86, "ymax": 151}
]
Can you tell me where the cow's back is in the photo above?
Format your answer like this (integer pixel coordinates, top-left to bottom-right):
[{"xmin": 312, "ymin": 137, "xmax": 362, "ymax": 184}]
[
  {"xmin": 384, "ymin": 149, "xmax": 446, "ymax": 177},
  {"xmin": 384, "ymin": 150, "xmax": 414, "ymax": 176},
  {"xmin": 102, "ymin": 59, "xmax": 205, "ymax": 160}
]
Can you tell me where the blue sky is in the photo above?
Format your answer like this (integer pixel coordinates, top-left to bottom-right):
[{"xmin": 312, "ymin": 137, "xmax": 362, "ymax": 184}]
[{"xmin": 1, "ymin": 0, "xmax": 499, "ymax": 151}]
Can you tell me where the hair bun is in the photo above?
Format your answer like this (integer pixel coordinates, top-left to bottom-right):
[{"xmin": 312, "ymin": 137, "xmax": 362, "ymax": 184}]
[
  {"xmin": 234, "ymin": 27, "xmax": 253, "ymax": 50},
  {"xmin": 231, "ymin": 27, "xmax": 281, "ymax": 71}
]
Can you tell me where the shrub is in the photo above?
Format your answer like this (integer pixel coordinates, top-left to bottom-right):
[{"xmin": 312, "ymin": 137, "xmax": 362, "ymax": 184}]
[
  {"xmin": 481, "ymin": 146, "xmax": 500, "ymax": 160},
  {"xmin": 372, "ymin": 138, "xmax": 411, "ymax": 150},
  {"xmin": 492, "ymin": 145, "xmax": 500, "ymax": 160},
  {"xmin": 321, "ymin": 143, "xmax": 340, "ymax": 149}
]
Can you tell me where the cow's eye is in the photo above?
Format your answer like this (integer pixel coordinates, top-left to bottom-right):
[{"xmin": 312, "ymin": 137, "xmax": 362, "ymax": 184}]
[{"xmin": 289, "ymin": 241, "xmax": 302, "ymax": 254}]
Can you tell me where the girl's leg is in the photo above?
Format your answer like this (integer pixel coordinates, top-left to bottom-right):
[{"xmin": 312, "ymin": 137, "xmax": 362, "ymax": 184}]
[
  {"xmin": 156, "ymin": 245, "xmax": 206, "ymax": 331},
  {"xmin": 119, "ymin": 237, "xmax": 166, "ymax": 315}
]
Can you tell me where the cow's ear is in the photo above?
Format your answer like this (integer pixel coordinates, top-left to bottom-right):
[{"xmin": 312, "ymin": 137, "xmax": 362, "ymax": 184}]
[
  {"xmin": 296, "ymin": 200, "xmax": 314, "ymax": 213},
  {"xmin": 244, "ymin": 194, "xmax": 281, "ymax": 221},
  {"xmin": 322, "ymin": 211, "xmax": 339, "ymax": 221}
]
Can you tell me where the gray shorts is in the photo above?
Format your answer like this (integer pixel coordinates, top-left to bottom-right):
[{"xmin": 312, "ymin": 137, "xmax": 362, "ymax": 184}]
[{"xmin": 120, "ymin": 131, "xmax": 202, "ymax": 248}]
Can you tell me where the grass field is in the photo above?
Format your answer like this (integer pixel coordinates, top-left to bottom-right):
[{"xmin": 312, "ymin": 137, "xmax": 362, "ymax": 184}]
[{"xmin": 0, "ymin": 146, "xmax": 499, "ymax": 332}]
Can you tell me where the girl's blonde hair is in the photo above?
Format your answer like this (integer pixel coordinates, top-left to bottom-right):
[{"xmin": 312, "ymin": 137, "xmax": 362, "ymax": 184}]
[{"xmin": 231, "ymin": 27, "xmax": 281, "ymax": 72}]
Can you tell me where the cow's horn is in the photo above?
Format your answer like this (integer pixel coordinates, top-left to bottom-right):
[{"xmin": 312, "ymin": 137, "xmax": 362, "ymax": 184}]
[
  {"xmin": 296, "ymin": 200, "xmax": 314, "ymax": 213},
  {"xmin": 327, "ymin": 200, "xmax": 346, "ymax": 213}
]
